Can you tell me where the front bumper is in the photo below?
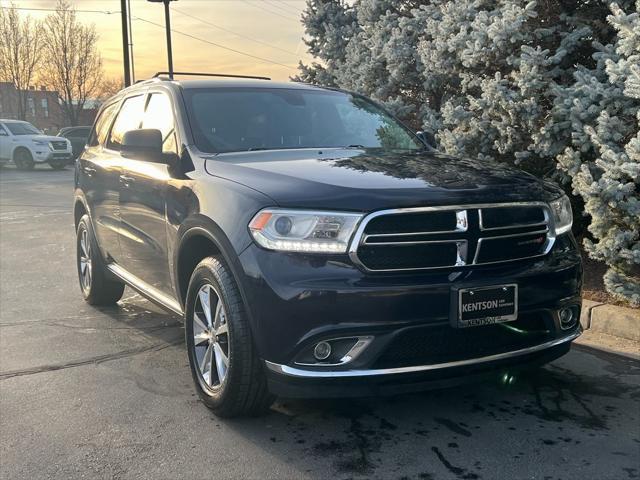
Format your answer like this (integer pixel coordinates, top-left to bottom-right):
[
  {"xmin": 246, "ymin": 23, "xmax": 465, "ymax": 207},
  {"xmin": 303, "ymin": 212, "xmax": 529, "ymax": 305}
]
[
  {"xmin": 236, "ymin": 233, "xmax": 582, "ymax": 396},
  {"xmin": 33, "ymin": 149, "xmax": 73, "ymax": 163},
  {"xmin": 265, "ymin": 337, "xmax": 576, "ymax": 397}
]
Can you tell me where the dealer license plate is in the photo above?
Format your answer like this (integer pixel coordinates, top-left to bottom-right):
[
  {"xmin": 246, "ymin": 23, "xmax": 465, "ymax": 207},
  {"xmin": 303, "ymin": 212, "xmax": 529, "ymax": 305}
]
[{"xmin": 455, "ymin": 284, "xmax": 518, "ymax": 328}]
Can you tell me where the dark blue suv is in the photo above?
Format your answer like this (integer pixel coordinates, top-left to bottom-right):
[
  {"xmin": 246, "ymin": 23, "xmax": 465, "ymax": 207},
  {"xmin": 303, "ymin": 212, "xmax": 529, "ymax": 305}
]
[{"xmin": 73, "ymin": 74, "xmax": 582, "ymax": 417}]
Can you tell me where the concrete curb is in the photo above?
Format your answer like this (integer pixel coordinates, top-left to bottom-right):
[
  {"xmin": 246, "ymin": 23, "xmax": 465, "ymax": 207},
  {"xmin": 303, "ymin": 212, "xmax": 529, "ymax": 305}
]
[{"xmin": 580, "ymin": 299, "xmax": 640, "ymax": 342}]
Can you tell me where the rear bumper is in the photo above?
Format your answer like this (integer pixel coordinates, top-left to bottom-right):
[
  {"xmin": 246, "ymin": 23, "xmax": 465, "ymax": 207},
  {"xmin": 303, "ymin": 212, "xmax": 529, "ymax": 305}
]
[{"xmin": 265, "ymin": 334, "xmax": 577, "ymax": 398}]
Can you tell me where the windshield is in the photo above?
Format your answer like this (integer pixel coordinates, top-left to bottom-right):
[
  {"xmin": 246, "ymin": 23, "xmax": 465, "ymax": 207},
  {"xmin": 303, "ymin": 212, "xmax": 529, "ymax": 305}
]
[
  {"xmin": 184, "ymin": 87, "xmax": 423, "ymax": 154},
  {"xmin": 5, "ymin": 122, "xmax": 41, "ymax": 136}
]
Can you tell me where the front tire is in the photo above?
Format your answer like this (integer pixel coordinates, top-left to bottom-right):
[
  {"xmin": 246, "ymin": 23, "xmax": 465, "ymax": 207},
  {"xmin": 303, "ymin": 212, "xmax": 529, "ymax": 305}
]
[
  {"xmin": 48, "ymin": 160, "xmax": 67, "ymax": 170},
  {"xmin": 76, "ymin": 214, "xmax": 125, "ymax": 305},
  {"xmin": 185, "ymin": 257, "xmax": 273, "ymax": 417},
  {"xmin": 14, "ymin": 149, "xmax": 34, "ymax": 170}
]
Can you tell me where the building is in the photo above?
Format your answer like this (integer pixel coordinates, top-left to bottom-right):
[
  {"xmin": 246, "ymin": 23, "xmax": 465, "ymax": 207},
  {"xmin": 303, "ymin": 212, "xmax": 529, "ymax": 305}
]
[{"xmin": 0, "ymin": 82, "xmax": 97, "ymax": 134}]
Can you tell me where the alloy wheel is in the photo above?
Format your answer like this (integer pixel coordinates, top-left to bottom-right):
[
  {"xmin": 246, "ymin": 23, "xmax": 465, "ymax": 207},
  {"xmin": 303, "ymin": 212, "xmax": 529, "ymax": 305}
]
[
  {"xmin": 192, "ymin": 284, "xmax": 230, "ymax": 390},
  {"xmin": 79, "ymin": 227, "xmax": 92, "ymax": 291}
]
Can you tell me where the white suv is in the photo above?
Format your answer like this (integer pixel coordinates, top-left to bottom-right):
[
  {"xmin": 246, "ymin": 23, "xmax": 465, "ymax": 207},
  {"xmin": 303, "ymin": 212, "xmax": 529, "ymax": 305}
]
[{"xmin": 0, "ymin": 119, "xmax": 73, "ymax": 170}]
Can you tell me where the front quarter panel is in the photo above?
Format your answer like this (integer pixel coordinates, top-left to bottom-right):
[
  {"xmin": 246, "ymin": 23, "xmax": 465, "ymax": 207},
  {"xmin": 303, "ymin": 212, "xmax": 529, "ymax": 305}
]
[{"xmin": 167, "ymin": 159, "xmax": 276, "ymax": 303}]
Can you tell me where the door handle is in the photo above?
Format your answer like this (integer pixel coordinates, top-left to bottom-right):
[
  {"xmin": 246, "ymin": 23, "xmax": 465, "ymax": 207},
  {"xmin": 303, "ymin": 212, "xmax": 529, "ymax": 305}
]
[
  {"xmin": 82, "ymin": 166, "xmax": 96, "ymax": 175},
  {"xmin": 120, "ymin": 175, "xmax": 135, "ymax": 185}
]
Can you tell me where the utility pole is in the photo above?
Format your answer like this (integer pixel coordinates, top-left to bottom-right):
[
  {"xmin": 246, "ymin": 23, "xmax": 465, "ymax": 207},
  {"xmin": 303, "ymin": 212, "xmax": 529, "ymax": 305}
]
[
  {"xmin": 164, "ymin": 0, "xmax": 174, "ymax": 78},
  {"xmin": 127, "ymin": 0, "xmax": 135, "ymax": 83},
  {"xmin": 148, "ymin": 0, "xmax": 176, "ymax": 79},
  {"xmin": 120, "ymin": 0, "xmax": 131, "ymax": 86}
]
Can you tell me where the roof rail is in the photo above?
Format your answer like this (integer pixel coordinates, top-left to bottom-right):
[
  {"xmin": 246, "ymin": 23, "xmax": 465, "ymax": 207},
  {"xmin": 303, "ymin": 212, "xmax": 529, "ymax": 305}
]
[{"xmin": 153, "ymin": 72, "xmax": 271, "ymax": 81}]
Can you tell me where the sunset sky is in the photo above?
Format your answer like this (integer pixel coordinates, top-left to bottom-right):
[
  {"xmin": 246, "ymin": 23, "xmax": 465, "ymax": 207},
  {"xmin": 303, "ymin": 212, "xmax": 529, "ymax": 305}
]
[{"xmin": 1, "ymin": 0, "xmax": 314, "ymax": 82}]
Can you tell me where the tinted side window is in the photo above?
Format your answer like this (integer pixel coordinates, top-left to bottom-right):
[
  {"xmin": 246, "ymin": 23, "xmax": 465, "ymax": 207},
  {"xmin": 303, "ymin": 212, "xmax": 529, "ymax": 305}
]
[
  {"xmin": 89, "ymin": 102, "xmax": 118, "ymax": 147},
  {"xmin": 108, "ymin": 95, "xmax": 145, "ymax": 150},
  {"xmin": 142, "ymin": 93, "xmax": 177, "ymax": 154}
]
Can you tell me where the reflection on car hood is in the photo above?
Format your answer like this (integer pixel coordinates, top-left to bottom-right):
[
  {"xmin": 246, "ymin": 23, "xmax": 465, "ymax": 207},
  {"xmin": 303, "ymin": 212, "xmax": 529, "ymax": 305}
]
[{"xmin": 204, "ymin": 148, "xmax": 562, "ymax": 211}]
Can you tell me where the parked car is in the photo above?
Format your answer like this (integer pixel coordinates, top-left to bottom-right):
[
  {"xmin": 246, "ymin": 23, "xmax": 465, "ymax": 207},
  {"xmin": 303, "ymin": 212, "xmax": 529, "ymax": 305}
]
[
  {"xmin": 0, "ymin": 119, "xmax": 73, "ymax": 170},
  {"xmin": 57, "ymin": 126, "xmax": 92, "ymax": 159},
  {"xmin": 73, "ymin": 74, "xmax": 582, "ymax": 417}
]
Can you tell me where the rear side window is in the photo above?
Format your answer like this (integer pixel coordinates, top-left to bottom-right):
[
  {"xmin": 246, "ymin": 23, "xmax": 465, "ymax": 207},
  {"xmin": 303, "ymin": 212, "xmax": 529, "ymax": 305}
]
[
  {"xmin": 89, "ymin": 102, "xmax": 118, "ymax": 147},
  {"xmin": 107, "ymin": 95, "xmax": 145, "ymax": 150}
]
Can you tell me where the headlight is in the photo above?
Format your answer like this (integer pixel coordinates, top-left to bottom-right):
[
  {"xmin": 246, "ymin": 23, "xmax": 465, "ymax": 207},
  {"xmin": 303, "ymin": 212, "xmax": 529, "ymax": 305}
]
[
  {"xmin": 32, "ymin": 140, "xmax": 47, "ymax": 146},
  {"xmin": 249, "ymin": 208, "xmax": 363, "ymax": 253},
  {"xmin": 549, "ymin": 195, "xmax": 572, "ymax": 235}
]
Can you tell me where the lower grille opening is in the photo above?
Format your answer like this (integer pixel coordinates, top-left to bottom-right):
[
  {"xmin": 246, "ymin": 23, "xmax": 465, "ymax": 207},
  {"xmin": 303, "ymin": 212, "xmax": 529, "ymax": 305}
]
[
  {"xmin": 358, "ymin": 242, "xmax": 459, "ymax": 270},
  {"xmin": 373, "ymin": 315, "xmax": 554, "ymax": 369}
]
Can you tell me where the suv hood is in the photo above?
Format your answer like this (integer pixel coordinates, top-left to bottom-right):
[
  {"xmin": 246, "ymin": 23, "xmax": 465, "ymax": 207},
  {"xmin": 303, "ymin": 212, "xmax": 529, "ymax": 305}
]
[
  {"xmin": 204, "ymin": 148, "xmax": 562, "ymax": 211},
  {"xmin": 28, "ymin": 135, "xmax": 68, "ymax": 143}
]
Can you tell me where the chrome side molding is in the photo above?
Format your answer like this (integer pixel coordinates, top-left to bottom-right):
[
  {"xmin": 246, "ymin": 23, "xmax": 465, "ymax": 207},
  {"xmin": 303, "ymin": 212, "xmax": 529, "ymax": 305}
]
[
  {"xmin": 107, "ymin": 263, "xmax": 184, "ymax": 316},
  {"xmin": 265, "ymin": 330, "xmax": 580, "ymax": 378}
]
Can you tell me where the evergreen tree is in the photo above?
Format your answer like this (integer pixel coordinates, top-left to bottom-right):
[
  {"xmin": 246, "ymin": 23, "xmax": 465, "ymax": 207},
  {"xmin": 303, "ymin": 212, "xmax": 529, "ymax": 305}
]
[
  {"xmin": 297, "ymin": 0, "xmax": 639, "ymax": 305},
  {"xmin": 556, "ymin": 2, "xmax": 639, "ymax": 306}
]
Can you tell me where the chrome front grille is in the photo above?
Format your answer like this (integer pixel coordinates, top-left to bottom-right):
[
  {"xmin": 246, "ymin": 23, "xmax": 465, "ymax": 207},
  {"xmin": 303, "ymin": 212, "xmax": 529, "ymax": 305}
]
[
  {"xmin": 50, "ymin": 141, "xmax": 67, "ymax": 151},
  {"xmin": 349, "ymin": 203, "xmax": 554, "ymax": 272}
]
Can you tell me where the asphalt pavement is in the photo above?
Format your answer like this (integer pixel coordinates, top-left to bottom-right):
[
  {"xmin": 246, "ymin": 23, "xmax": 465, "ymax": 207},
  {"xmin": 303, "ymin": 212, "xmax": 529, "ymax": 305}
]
[{"xmin": 1, "ymin": 165, "xmax": 638, "ymax": 480}]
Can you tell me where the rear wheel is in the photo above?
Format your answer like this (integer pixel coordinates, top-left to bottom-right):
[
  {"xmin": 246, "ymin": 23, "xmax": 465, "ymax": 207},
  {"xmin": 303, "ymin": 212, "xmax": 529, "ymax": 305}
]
[
  {"xmin": 185, "ymin": 257, "xmax": 273, "ymax": 417},
  {"xmin": 14, "ymin": 149, "xmax": 34, "ymax": 170},
  {"xmin": 76, "ymin": 214, "xmax": 125, "ymax": 305}
]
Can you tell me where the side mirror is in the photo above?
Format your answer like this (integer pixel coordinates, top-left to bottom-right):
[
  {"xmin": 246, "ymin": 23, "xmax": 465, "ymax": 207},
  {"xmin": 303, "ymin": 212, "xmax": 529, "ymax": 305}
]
[
  {"xmin": 416, "ymin": 130, "xmax": 437, "ymax": 149},
  {"xmin": 121, "ymin": 129, "xmax": 164, "ymax": 162}
]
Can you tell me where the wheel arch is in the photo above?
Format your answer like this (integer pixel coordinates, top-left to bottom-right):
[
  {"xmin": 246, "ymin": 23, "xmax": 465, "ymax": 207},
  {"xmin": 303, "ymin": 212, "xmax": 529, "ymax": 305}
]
[
  {"xmin": 73, "ymin": 193, "xmax": 91, "ymax": 230},
  {"xmin": 12, "ymin": 145, "xmax": 32, "ymax": 160},
  {"xmin": 174, "ymin": 216, "xmax": 252, "ymax": 316}
]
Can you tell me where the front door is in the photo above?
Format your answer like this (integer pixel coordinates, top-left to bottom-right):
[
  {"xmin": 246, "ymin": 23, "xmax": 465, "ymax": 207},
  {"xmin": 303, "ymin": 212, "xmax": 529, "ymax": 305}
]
[
  {"xmin": 0, "ymin": 124, "xmax": 10, "ymax": 161},
  {"xmin": 118, "ymin": 91, "xmax": 176, "ymax": 295}
]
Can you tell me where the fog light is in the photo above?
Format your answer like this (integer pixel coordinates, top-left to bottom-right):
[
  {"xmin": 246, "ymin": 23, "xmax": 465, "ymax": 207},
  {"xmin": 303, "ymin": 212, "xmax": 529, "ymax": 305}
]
[
  {"xmin": 559, "ymin": 307, "xmax": 575, "ymax": 329},
  {"xmin": 313, "ymin": 341, "xmax": 332, "ymax": 360}
]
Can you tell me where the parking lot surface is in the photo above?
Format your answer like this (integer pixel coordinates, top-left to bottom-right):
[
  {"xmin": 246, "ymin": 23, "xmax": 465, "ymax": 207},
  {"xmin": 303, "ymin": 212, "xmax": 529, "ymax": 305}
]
[{"xmin": 1, "ymin": 166, "xmax": 639, "ymax": 480}]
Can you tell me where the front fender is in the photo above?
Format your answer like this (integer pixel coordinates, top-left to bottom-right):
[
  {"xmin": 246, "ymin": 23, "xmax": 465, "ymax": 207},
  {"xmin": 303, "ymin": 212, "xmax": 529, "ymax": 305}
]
[{"xmin": 173, "ymin": 216, "xmax": 255, "ymax": 314}]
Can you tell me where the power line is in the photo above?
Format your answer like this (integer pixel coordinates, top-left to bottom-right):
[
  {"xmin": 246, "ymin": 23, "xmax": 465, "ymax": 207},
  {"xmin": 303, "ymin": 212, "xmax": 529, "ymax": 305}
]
[
  {"xmin": 262, "ymin": 0, "xmax": 298, "ymax": 15},
  {"xmin": 134, "ymin": 16, "xmax": 297, "ymax": 71},
  {"xmin": 240, "ymin": 0, "xmax": 300, "ymax": 22},
  {"xmin": 0, "ymin": 6, "xmax": 120, "ymax": 14},
  {"xmin": 171, "ymin": 5, "xmax": 299, "ymax": 57},
  {"xmin": 270, "ymin": 0, "xmax": 305, "ymax": 11}
]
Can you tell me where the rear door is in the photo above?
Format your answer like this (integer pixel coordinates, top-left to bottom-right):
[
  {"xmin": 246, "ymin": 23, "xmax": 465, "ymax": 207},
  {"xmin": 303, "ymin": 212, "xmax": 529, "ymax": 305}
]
[
  {"xmin": 82, "ymin": 95, "xmax": 145, "ymax": 263},
  {"xmin": 78, "ymin": 101, "xmax": 124, "ymax": 262},
  {"xmin": 118, "ymin": 90, "xmax": 176, "ymax": 294}
]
